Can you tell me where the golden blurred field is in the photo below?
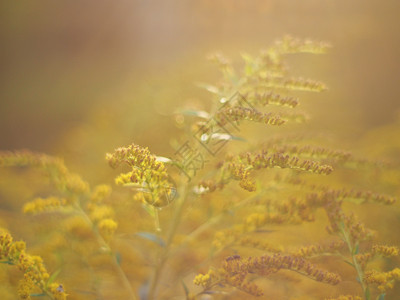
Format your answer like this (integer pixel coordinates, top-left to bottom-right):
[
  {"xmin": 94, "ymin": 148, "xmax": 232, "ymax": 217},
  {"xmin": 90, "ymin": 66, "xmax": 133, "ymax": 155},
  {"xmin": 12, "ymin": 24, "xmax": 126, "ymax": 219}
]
[{"xmin": 1, "ymin": 1, "xmax": 400, "ymax": 300}]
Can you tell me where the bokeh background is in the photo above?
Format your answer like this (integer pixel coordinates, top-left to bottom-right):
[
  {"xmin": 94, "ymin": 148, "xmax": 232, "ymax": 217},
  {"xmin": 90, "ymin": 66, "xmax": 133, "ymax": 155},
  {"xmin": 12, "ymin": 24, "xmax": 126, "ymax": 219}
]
[
  {"xmin": 1, "ymin": 2, "xmax": 400, "ymax": 299},
  {"xmin": 1, "ymin": 0, "xmax": 400, "ymax": 184}
]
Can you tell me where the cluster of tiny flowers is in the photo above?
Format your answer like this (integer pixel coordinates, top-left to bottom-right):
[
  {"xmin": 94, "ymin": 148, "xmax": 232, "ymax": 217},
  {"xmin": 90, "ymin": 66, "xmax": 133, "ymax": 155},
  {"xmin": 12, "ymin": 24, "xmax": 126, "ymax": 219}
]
[
  {"xmin": 216, "ymin": 106, "xmax": 286, "ymax": 127},
  {"xmin": 0, "ymin": 150, "xmax": 89, "ymax": 198},
  {"xmin": 23, "ymin": 196, "xmax": 67, "ymax": 215},
  {"xmin": 248, "ymin": 76, "xmax": 328, "ymax": 92},
  {"xmin": 271, "ymin": 144, "xmax": 353, "ymax": 162},
  {"xmin": 212, "ymin": 195, "xmax": 335, "ymax": 250},
  {"xmin": 221, "ymin": 150, "xmax": 332, "ymax": 192},
  {"xmin": 251, "ymin": 91, "xmax": 299, "ymax": 108},
  {"xmin": 194, "ymin": 254, "xmax": 340, "ymax": 297},
  {"xmin": 323, "ymin": 196, "xmax": 373, "ymax": 243},
  {"xmin": 372, "ymin": 244, "xmax": 399, "ymax": 257},
  {"xmin": 364, "ymin": 268, "xmax": 400, "ymax": 292},
  {"xmin": 356, "ymin": 245, "xmax": 399, "ymax": 268},
  {"xmin": 0, "ymin": 229, "xmax": 66, "ymax": 299},
  {"xmin": 304, "ymin": 184, "xmax": 397, "ymax": 207},
  {"xmin": 86, "ymin": 185, "xmax": 118, "ymax": 238},
  {"xmin": 223, "ymin": 255, "xmax": 341, "ymax": 285},
  {"xmin": 273, "ymin": 35, "xmax": 331, "ymax": 55},
  {"xmin": 291, "ymin": 241, "xmax": 345, "ymax": 258},
  {"xmin": 106, "ymin": 144, "xmax": 174, "ymax": 207},
  {"xmin": 325, "ymin": 296, "xmax": 362, "ymax": 300}
]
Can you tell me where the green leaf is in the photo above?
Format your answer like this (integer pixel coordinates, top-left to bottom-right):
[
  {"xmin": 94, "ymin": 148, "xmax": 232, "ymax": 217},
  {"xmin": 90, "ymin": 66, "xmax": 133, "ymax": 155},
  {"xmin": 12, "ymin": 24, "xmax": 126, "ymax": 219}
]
[
  {"xmin": 343, "ymin": 259, "xmax": 355, "ymax": 267},
  {"xmin": 142, "ymin": 203, "xmax": 156, "ymax": 218},
  {"xmin": 0, "ymin": 260, "xmax": 14, "ymax": 265},
  {"xmin": 115, "ymin": 252, "xmax": 122, "ymax": 265},
  {"xmin": 241, "ymin": 52, "xmax": 256, "ymax": 76},
  {"xmin": 195, "ymin": 82, "xmax": 220, "ymax": 94},
  {"xmin": 377, "ymin": 293, "xmax": 385, "ymax": 300},
  {"xmin": 181, "ymin": 280, "xmax": 189, "ymax": 296},
  {"xmin": 155, "ymin": 156, "xmax": 172, "ymax": 163},
  {"xmin": 30, "ymin": 293, "xmax": 47, "ymax": 297},
  {"xmin": 46, "ymin": 269, "xmax": 61, "ymax": 287},
  {"xmin": 365, "ymin": 286, "xmax": 371, "ymax": 300},
  {"xmin": 180, "ymin": 110, "xmax": 210, "ymax": 119},
  {"xmin": 210, "ymin": 133, "xmax": 246, "ymax": 141},
  {"xmin": 353, "ymin": 243, "xmax": 359, "ymax": 255},
  {"xmin": 136, "ymin": 232, "xmax": 166, "ymax": 247}
]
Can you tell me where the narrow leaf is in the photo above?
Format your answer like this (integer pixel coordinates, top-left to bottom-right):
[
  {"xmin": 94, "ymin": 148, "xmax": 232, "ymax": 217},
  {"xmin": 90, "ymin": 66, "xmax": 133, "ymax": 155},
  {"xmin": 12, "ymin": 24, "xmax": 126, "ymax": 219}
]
[
  {"xmin": 155, "ymin": 156, "xmax": 172, "ymax": 163},
  {"xmin": 136, "ymin": 232, "xmax": 166, "ymax": 247},
  {"xmin": 342, "ymin": 259, "xmax": 355, "ymax": 267},
  {"xmin": 181, "ymin": 280, "xmax": 189, "ymax": 296},
  {"xmin": 181, "ymin": 110, "xmax": 210, "ymax": 119},
  {"xmin": 195, "ymin": 82, "xmax": 220, "ymax": 94},
  {"xmin": 365, "ymin": 287, "xmax": 371, "ymax": 300},
  {"xmin": 210, "ymin": 133, "xmax": 246, "ymax": 141},
  {"xmin": 115, "ymin": 251, "xmax": 122, "ymax": 265},
  {"xmin": 46, "ymin": 269, "xmax": 61, "ymax": 287},
  {"xmin": 142, "ymin": 203, "xmax": 156, "ymax": 218},
  {"xmin": 353, "ymin": 243, "xmax": 360, "ymax": 255}
]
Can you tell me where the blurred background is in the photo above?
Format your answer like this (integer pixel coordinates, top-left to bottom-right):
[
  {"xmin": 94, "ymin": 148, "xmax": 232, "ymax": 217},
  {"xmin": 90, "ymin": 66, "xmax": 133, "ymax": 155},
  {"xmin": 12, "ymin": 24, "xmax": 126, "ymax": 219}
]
[
  {"xmin": 1, "ymin": 2, "xmax": 400, "ymax": 299},
  {"xmin": 1, "ymin": 0, "xmax": 400, "ymax": 183}
]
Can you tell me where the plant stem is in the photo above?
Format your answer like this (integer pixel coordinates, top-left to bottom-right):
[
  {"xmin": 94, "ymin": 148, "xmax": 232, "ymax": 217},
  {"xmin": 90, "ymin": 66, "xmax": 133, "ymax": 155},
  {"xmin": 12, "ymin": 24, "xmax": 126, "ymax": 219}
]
[
  {"xmin": 340, "ymin": 223, "xmax": 369, "ymax": 300},
  {"xmin": 147, "ymin": 182, "xmax": 188, "ymax": 300},
  {"xmin": 76, "ymin": 204, "xmax": 137, "ymax": 300}
]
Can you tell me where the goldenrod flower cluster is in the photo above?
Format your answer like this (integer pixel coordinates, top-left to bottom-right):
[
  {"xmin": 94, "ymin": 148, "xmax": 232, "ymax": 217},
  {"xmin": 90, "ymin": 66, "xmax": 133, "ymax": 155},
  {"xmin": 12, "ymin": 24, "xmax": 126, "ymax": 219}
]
[
  {"xmin": 106, "ymin": 144, "xmax": 174, "ymax": 207},
  {"xmin": 272, "ymin": 35, "xmax": 331, "ymax": 55},
  {"xmin": 271, "ymin": 144, "xmax": 353, "ymax": 162},
  {"xmin": 0, "ymin": 150, "xmax": 89, "ymax": 209},
  {"xmin": 87, "ymin": 185, "xmax": 118, "ymax": 237},
  {"xmin": 356, "ymin": 244, "xmax": 399, "ymax": 268},
  {"xmin": 251, "ymin": 91, "xmax": 299, "ymax": 108},
  {"xmin": 324, "ymin": 198, "xmax": 373, "ymax": 243},
  {"xmin": 23, "ymin": 196, "xmax": 67, "ymax": 215},
  {"xmin": 364, "ymin": 268, "xmax": 400, "ymax": 292},
  {"xmin": 292, "ymin": 241, "xmax": 345, "ymax": 258},
  {"xmin": 216, "ymin": 106, "xmax": 285, "ymax": 127},
  {"xmin": 0, "ymin": 229, "xmax": 67, "ymax": 300},
  {"xmin": 325, "ymin": 296, "xmax": 362, "ymax": 300},
  {"xmin": 251, "ymin": 76, "xmax": 328, "ymax": 92},
  {"xmin": 220, "ymin": 150, "xmax": 333, "ymax": 192},
  {"xmin": 194, "ymin": 254, "xmax": 340, "ymax": 297}
]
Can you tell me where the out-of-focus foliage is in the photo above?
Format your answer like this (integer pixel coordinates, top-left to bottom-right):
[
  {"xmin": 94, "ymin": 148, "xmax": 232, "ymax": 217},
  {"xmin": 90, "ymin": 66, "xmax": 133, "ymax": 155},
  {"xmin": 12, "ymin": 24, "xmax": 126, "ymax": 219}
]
[{"xmin": 1, "ymin": 36, "xmax": 400, "ymax": 300}]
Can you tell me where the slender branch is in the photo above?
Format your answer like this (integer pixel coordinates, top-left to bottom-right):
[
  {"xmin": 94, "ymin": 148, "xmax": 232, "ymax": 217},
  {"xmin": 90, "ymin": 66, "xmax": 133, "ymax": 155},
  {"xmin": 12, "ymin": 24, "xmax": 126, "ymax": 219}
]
[
  {"xmin": 339, "ymin": 223, "xmax": 368, "ymax": 300},
  {"xmin": 147, "ymin": 181, "xmax": 188, "ymax": 300},
  {"xmin": 75, "ymin": 204, "xmax": 137, "ymax": 300}
]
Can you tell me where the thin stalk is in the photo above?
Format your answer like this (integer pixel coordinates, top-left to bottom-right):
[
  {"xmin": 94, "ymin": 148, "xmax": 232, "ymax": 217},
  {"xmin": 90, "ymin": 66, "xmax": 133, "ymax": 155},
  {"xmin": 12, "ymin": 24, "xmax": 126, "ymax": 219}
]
[
  {"xmin": 339, "ymin": 223, "xmax": 369, "ymax": 300},
  {"xmin": 75, "ymin": 204, "xmax": 137, "ymax": 300},
  {"xmin": 154, "ymin": 208, "xmax": 161, "ymax": 232},
  {"xmin": 147, "ymin": 182, "xmax": 188, "ymax": 300}
]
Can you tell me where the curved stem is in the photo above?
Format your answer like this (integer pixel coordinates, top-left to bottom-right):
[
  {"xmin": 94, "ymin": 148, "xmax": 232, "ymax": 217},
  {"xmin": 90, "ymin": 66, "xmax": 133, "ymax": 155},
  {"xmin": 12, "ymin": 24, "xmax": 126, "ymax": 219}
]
[
  {"xmin": 75, "ymin": 204, "xmax": 137, "ymax": 300},
  {"xmin": 147, "ymin": 182, "xmax": 188, "ymax": 300},
  {"xmin": 339, "ymin": 223, "xmax": 369, "ymax": 300}
]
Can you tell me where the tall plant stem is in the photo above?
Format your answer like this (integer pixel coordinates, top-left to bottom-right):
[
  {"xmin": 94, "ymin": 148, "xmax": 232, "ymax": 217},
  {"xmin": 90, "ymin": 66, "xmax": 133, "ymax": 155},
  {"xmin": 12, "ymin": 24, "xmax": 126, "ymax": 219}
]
[
  {"xmin": 147, "ymin": 183, "xmax": 188, "ymax": 300},
  {"xmin": 76, "ymin": 204, "xmax": 137, "ymax": 300},
  {"xmin": 340, "ymin": 223, "xmax": 369, "ymax": 300}
]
